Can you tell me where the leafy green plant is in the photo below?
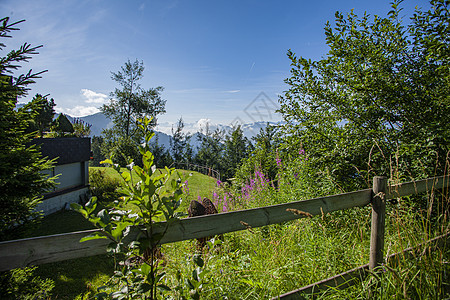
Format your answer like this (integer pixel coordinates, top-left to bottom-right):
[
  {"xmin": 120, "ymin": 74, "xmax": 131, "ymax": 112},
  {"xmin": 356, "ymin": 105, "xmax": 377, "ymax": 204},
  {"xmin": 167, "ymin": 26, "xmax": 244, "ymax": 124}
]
[
  {"xmin": 172, "ymin": 238, "xmax": 221, "ymax": 300},
  {"xmin": 72, "ymin": 117, "xmax": 184, "ymax": 299},
  {"xmin": 89, "ymin": 168, "xmax": 122, "ymax": 203}
]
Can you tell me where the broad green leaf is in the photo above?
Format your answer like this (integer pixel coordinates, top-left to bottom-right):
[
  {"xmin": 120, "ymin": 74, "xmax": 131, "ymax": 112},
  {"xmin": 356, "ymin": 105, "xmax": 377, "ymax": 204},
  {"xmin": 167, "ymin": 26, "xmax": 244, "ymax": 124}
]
[
  {"xmin": 121, "ymin": 171, "xmax": 131, "ymax": 182},
  {"xmin": 80, "ymin": 232, "xmax": 108, "ymax": 242},
  {"xmin": 97, "ymin": 209, "xmax": 111, "ymax": 227},
  {"xmin": 111, "ymin": 222, "xmax": 131, "ymax": 240},
  {"xmin": 100, "ymin": 159, "xmax": 113, "ymax": 165}
]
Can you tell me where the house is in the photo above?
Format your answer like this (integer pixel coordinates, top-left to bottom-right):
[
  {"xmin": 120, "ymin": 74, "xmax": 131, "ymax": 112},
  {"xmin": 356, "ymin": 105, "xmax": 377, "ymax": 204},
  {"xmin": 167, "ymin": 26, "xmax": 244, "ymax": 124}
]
[{"xmin": 31, "ymin": 137, "xmax": 91, "ymax": 215}]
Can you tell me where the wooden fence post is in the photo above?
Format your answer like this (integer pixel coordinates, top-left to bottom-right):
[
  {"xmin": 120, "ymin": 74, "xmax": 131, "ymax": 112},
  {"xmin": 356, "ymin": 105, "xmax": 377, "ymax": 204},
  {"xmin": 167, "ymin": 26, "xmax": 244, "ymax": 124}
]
[{"xmin": 369, "ymin": 176, "xmax": 387, "ymax": 270}]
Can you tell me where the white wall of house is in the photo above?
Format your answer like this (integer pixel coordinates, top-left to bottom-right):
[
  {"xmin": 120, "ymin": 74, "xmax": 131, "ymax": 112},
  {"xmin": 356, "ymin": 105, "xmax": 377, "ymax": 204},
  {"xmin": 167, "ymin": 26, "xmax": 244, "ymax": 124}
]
[
  {"xmin": 35, "ymin": 186, "xmax": 89, "ymax": 216},
  {"xmin": 32, "ymin": 137, "xmax": 91, "ymax": 216},
  {"xmin": 35, "ymin": 161, "xmax": 89, "ymax": 216}
]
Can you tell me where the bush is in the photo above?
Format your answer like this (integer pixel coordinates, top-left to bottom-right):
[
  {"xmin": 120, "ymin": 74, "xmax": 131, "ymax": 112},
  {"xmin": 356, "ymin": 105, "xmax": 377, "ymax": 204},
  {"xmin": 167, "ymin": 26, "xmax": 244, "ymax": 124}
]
[{"xmin": 89, "ymin": 169, "xmax": 121, "ymax": 203}]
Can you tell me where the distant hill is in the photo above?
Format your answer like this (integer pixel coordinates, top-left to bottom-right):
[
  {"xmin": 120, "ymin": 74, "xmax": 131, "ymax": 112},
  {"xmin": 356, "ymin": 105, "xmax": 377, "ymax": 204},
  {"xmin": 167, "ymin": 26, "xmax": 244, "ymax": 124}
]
[
  {"xmin": 60, "ymin": 112, "xmax": 278, "ymax": 152},
  {"xmin": 78, "ymin": 113, "xmax": 113, "ymax": 137}
]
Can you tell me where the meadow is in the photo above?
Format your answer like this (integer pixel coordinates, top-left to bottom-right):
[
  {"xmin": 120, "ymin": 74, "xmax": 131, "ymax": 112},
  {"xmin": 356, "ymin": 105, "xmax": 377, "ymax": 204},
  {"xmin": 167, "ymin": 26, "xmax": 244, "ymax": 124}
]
[{"xmin": 17, "ymin": 165, "xmax": 450, "ymax": 299}]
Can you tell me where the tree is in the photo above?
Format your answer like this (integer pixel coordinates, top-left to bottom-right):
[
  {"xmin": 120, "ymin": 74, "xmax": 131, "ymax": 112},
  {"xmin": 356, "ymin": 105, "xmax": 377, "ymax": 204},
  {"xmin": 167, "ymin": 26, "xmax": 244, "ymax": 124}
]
[
  {"xmin": 222, "ymin": 125, "xmax": 251, "ymax": 179},
  {"xmin": 71, "ymin": 118, "xmax": 92, "ymax": 138},
  {"xmin": 0, "ymin": 17, "xmax": 55, "ymax": 240},
  {"xmin": 235, "ymin": 124, "xmax": 280, "ymax": 183},
  {"xmin": 51, "ymin": 113, "xmax": 74, "ymax": 136},
  {"xmin": 278, "ymin": 0, "xmax": 450, "ymax": 191},
  {"xmin": 194, "ymin": 124, "xmax": 225, "ymax": 174},
  {"xmin": 101, "ymin": 59, "xmax": 166, "ymax": 139},
  {"xmin": 21, "ymin": 93, "xmax": 55, "ymax": 137},
  {"xmin": 90, "ymin": 136, "xmax": 105, "ymax": 167},
  {"xmin": 170, "ymin": 117, "xmax": 192, "ymax": 164},
  {"xmin": 100, "ymin": 59, "xmax": 166, "ymax": 166}
]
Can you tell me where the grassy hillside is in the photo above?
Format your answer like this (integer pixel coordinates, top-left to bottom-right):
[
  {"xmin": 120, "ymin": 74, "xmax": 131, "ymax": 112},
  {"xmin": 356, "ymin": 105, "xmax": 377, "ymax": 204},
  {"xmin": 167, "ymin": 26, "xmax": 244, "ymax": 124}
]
[
  {"xmin": 17, "ymin": 167, "xmax": 217, "ymax": 299},
  {"xmin": 9, "ymin": 167, "xmax": 449, "ymax": 299}
]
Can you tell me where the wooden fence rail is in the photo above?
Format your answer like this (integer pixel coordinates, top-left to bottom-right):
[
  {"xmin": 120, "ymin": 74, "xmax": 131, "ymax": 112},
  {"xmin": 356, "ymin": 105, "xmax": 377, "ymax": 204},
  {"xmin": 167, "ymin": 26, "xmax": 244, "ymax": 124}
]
[
  {"xmin": 171, "ymin": 162, "xmax": 221, "ymax": 180},
  {"xmin": 0, "ymin": 175, "xmax": 449, "ymax": 295}
]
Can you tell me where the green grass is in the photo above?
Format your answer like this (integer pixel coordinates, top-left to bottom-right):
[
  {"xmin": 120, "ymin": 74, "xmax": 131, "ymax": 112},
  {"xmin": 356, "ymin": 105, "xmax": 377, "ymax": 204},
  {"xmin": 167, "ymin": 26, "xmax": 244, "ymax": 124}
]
[
  {"xmin": 10, "ymin": 166, "xmax": 449, "ymax": 299},
  {"xmin": 11, "ymin": 167, "xmax": 217, "ymax": 299}
]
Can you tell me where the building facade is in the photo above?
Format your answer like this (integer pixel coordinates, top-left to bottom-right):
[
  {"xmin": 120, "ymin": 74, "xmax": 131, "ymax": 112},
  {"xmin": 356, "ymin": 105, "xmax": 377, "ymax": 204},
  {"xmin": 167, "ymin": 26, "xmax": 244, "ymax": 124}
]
[{"xmin": 32, "ymin": 137, "xmax": 91, "ymax": 215}]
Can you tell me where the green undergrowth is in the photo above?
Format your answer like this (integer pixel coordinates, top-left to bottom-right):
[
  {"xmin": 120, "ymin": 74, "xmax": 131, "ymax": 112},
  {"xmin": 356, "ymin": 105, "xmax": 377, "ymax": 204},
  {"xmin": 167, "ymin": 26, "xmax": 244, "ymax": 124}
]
[
  {"xmin": 2, "ymin": 168, "xmax": 216, "ymax": 299},
  {"xmin": 5, "ymin": 166, "xmax": 449, "ymax": 299}
]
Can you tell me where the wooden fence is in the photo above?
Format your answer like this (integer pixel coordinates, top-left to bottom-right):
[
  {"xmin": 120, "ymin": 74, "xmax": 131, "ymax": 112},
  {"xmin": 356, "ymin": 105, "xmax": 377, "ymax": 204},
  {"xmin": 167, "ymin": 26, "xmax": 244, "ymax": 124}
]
[
  {"xmin": 0, "ymin": 175, "xmax": 448, "ymax": 298},
  {"xmin": 171, "ymin": 162, "xmax": 221, "ymax": 181}
]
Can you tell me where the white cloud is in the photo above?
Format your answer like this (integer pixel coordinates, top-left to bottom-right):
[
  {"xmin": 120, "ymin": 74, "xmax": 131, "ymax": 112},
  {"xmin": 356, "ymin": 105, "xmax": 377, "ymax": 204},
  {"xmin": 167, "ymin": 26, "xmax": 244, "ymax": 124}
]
[
  {"xmin": 56, "ymin": 106, "xmax": 100, "ymax": 117},
  {"xmin": 195, "ymin": 118, "xmax": 214, "ymax": 131},
  {"xmin": 154, "ymin": 122, "xmax": 173, "ymax": 135},
  {"xmin": 81, "ymin": 89, "xmax": 109, "ymax": 104}
]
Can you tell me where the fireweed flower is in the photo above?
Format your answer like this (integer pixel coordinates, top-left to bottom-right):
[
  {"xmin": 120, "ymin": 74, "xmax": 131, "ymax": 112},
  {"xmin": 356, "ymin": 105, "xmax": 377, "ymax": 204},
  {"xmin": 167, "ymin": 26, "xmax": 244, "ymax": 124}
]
[
  {"xmin": 183, "ymin": 180, "xmax": 190, "ymax": 195},
  {"xmin": 276, "ymin": 158, "xmax": 282, "ymax": 167},
  {"xmin": 222, "ymin": 194, "xmax": 228, "ymax": 212},
  {"xmin": 212, "ymin": 191, "xmax": 220, "ymax": 207},
  {"xmin": 275, "ymin": 149, "xmax": 282, "ymax": 168}
]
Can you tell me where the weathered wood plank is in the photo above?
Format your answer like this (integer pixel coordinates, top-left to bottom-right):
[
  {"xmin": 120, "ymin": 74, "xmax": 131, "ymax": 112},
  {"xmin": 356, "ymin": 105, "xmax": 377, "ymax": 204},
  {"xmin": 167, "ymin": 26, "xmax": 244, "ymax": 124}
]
[
  {"xmin": 0, "ymin": 189, "xmax": 372, "ymax": 271},
  {"xmin": 157, "ymin": 189, "xmax": 372, "ymax": 244},
  {"xmin": 369, "ymin": 177, "xmax": 387, "ymax": 270},
  {"xmin": 274, "ymin": 264, "xmax": 370, "ymax": 300},
  {"xmin": 387, "ymin": 175, "xmax": 450, "ymax": 199},
  {"xmin": 0, "ymin": 229, "xmax": 108, "ymax": 272}
]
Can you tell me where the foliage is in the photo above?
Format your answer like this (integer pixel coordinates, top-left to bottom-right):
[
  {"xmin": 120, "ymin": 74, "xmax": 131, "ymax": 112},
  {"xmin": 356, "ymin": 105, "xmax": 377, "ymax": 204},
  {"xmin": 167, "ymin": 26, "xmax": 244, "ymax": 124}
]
[
  {"xmin": 91, "ymin": 136, "xmax": 106, "ymax": 167},
  {"xmin": 170, "ymin": 117, "xmax": 193, "ymax": 164},
  {"xmin": 72, "ymin": 118, "xmax": 92, "ymax": 137},
  {"xmin": 0, "ymin": 17, "xmax": 55, "ymax": 240},
  {"xmin": 89, "ymin": 168, "xmax": 122, "ymax": 203},
  {"xmin": 20, "ymin": 93, "xmax": 55, "ymax": 137},
  {"xmin": 0, "ymin": 266, "xmax": 54, "ymax": 299},
  {"xmin": 171, "ymin": 239, "xmax": 221, "ymax": 300},
  {"xmin": 49, "ymin": 113, "xmax": 74, "ymax": 136},
  {"xmin": 72, "ymin": 117, "xmax": 185, "ymax": 299},
  {"xmin": 193, "ymin": 124, "xmax": 225, "ymax": 176},
  {"xmin": 235, "ymin": 124, "xmax": 281, "ymax": 183},
  {"xmin": 278, "ymin": 0, "xmax": 450, "ymax": 192},
  {"xmin": 100, "ymin": 59, "xmax": 166, "ymax": 167},
  {"xmin": 149, "ymin": 134, "xmax": 173, "ymax": 168},
  {"xmin": 0, "ymin": 18, "xmax": 46, "ymax": 98},
  {"xmin": 221, "ymin": 125, "xmax": 251, "ymax": 179},
  {"xmin": 101, "ymin": 59, "xmax": 166, "ymax": 139},
  {"xmin": 104, "ymin": 133, "xmax": 143, "ymax": 168}
]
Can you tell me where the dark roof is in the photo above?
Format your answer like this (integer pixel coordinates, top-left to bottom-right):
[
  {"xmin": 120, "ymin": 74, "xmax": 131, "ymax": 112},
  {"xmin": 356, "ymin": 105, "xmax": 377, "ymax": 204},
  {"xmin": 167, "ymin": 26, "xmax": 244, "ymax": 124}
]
[{"xmin": 31, "ymin": 137, "xmax": 91, "ymax": 165}]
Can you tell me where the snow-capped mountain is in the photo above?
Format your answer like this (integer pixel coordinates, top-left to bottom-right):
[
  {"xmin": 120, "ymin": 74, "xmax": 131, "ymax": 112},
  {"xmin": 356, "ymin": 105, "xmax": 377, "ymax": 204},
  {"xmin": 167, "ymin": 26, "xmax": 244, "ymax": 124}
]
[{"xmin": 60, "ymin": 112, "xmax": 278, "ymax": 151}]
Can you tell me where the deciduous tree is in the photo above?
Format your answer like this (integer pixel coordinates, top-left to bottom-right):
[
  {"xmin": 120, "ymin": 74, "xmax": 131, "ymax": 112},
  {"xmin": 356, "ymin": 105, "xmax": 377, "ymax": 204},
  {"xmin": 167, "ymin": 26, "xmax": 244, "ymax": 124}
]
[
  {"xmin": 101, "ymin": 59, "xmax": 166, "ymax": 165},
  {"xmin": 101, "ymin": 59, "xmax": 166, "ymax": 139},
  {"xmin": 278, "ymin": 0, "xmax": 450, "ymax": 190}
]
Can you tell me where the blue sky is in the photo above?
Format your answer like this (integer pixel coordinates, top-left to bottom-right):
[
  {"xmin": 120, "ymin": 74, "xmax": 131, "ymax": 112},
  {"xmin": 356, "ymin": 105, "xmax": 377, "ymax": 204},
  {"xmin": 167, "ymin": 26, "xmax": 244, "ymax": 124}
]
[{"xmin": 2, "ymin": 0, "xmax": 429, "ymax": 131}]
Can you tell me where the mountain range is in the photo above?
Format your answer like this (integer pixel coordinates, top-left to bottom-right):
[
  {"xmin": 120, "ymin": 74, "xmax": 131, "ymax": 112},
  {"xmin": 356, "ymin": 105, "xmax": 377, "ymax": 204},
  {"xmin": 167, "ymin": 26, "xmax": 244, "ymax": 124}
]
[{"xmin": 70, "ymin": 112, "xmax": 276, "ymax": 151}]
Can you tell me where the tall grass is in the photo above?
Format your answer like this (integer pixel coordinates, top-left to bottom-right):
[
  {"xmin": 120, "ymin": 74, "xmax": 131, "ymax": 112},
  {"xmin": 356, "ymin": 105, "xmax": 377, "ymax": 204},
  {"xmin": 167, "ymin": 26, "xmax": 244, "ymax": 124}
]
[
  {"xmin": 12, "ymin": 163, "xmax": 449, "ymax": 299},
  {"xmin": 158, "ymin": 154, "xmax": 449, "ymax": 299}
]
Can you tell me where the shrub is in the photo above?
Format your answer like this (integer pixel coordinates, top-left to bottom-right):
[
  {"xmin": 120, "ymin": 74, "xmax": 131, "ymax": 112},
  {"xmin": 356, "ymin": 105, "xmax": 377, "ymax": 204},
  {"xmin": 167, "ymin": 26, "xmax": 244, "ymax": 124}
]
[{"xmin": 89, "ymin": 169, "xmax": 121, "ymax": 203}]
